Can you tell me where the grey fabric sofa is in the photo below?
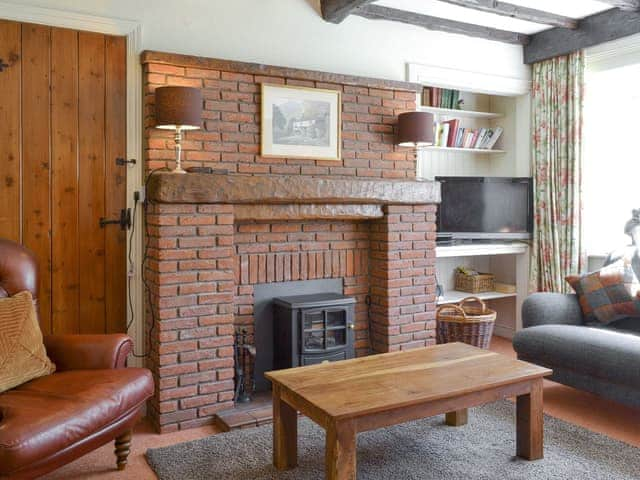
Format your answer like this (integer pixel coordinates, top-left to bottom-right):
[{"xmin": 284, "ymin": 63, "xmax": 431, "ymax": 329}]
[{"xmin": 513, "ymin": 292, "xmax": 640, "ymax": 409}]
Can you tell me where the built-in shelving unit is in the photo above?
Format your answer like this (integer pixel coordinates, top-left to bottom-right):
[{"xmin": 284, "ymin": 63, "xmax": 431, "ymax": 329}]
[
  {"xmin": 417, "ymin": 105, "xmax": 503, "ymax": 120},
  {"xmin": 434, "ymin": 242, "xmax": 530, "ymax": 339}
]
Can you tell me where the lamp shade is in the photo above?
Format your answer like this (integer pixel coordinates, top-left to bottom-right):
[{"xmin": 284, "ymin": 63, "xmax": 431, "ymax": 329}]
[
  {"xmin": 396, "ymin": 111, "xmax": 434, "ymax": 147},
  {"xmin": 155, "ymin": 86, "xmax": 202, "ymax": 131}
]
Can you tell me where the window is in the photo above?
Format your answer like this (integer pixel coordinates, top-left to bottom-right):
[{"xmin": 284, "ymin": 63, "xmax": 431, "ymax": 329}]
[{"xmin": 583, "ymin": 59, "xmax": 640, "ymax": 255}]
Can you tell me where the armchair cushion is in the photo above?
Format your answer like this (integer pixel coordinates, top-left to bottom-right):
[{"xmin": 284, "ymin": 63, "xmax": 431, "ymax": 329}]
[
  {"xmin": 44, "ymin": 333, "xmax": 133, "ymax": 370},
  {"xmin": 566, "ymin": 259, "xmax": 640, "ymax": 325},
  {"xmin": 0, "ymin": 291, "xmax": 55, "ymax": 393},
  {"xmin": 0, "ymin": 367, "xmax": 153, "ymax": 477}
]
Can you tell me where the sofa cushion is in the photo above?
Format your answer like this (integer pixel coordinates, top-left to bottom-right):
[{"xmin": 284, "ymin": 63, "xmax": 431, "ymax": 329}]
[
  {"xmin": 0, "ymin": 291, "xmax": 55, "ymax": 393},
  {"xmin": 513, "ymin": 324, "xmax": 640, "ymax": 388},
  {"xmin": 566, "ymin": 259, "xmax": 640, "ymax": 325},
  {"xmin": 0, "ymin": 368, "xmax": 153, "ymax": 474}
]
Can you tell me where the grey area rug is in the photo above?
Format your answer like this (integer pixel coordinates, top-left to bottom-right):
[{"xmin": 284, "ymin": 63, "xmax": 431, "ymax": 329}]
[{"xmin": 146, "ymin": 401, "xmax": 640, "ymax": 479}]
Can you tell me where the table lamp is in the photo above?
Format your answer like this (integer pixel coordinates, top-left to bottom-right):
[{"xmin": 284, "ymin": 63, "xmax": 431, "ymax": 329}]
[
  {"xmin": 154, "ymin": 86, "xmax": 202, "ymax": 174},
  {"xmin": 396, "ymin": 111, "xmax": 435, "ymax": 148}
]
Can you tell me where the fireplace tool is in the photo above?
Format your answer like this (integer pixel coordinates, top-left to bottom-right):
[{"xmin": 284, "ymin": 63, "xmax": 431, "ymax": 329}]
[{"xmin": 233, "ymin": 328, "xmax": 255, "ymax": 404}]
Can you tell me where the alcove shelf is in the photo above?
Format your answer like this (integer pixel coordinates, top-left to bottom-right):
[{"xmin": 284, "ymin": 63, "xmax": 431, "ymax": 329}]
[{"xmin": 417, "ymin": 105, "xmax": 504, "ymax": 120}]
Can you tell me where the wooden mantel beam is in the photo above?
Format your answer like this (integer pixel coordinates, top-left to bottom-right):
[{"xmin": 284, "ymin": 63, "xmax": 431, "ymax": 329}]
[
  {"xmin": 524, "ymin": 7, "xmax": 640, "ymax": 64},
  {"xmin": 320, "ymin": 0, "xmax": 375, "ymax": 23},
  {"xmin": 597, "ymin": 0, "xmax": 640, "ymax": 11},
  {"xmin": 354, "ymin": 4, "xmax": 530, "ymax": 45},
  {"xmin": 437, "ymin": 0, "xmax": 577, "ymax": 29}
]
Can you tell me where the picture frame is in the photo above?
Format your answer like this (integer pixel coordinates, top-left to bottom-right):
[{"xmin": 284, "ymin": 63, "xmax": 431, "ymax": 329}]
[{"xmin": 260, "ymin": 83, "xmax": 341, "ymax": 161}]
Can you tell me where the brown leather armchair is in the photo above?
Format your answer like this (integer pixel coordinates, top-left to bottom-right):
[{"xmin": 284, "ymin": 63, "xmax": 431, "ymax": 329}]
[{"xmin": 0, "ymin": 239, "xmax": 154, "ymax": 479}]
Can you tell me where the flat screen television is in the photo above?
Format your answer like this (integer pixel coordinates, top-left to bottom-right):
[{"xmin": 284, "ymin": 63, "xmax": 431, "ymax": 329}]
[{"xmin": 435, "ymin": 176, "xmax": 533, "ymax": 240}]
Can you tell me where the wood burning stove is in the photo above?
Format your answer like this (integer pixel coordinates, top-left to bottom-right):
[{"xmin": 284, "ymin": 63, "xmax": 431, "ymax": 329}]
[{"xmin": 273, "ymin": 293, "xmax": 355, "ymax": 369}]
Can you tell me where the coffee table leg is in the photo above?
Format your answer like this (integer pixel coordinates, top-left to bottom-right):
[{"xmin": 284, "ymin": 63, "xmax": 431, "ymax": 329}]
[
  {"xmin": 326, "ymin": 419, "xmax": 356, "ymax": 480},
  {"xmin": 516, "ymin": 378, "xmax": 544, "ymax": 460},
  {"xmin": 273, "ymin": 385, "xmax": 297, "ymax": 470},
  {"xmin": 445, "ymin": 409, "xmax": 468, "ymax": 426}
]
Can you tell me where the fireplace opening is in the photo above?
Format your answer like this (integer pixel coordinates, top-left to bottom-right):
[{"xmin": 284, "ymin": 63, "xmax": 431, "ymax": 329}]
[
  {"xmin": 273, "ymin": 293, "xmax": 356, "ymax": 370},
  {"xmin": 252, "ymin": 279, "xmax": 343, "ymax": 391}
]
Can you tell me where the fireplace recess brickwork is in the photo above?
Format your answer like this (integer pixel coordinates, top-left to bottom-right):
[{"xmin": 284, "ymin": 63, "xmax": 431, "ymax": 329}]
[{"xmin": 142, "ymin": 51, "xmax": 441, "ymax": 433}]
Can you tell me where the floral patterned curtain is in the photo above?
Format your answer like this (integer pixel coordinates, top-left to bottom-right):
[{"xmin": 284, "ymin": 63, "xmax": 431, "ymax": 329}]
[{"xmin": 530, "ymin": 51, "xmax": 586, "ymax": 293}]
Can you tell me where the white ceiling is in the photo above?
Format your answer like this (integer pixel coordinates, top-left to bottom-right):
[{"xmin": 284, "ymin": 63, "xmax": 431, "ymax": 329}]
[{"xmin": 373, "ymin": 0, "xmax": 613, "ymax": 34}]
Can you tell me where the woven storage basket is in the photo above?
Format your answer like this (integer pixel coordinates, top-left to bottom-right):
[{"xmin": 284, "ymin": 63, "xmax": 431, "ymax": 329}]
[
  {"xmin": 436, "ymin": 297, "xmax": 496, "ymax": 349},
  {"xmin": 454, "ymin": 272, "xmax": 494, "ymax": 293}
]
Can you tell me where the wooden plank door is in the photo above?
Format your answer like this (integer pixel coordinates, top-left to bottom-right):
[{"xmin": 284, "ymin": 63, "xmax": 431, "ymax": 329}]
[{"xmin": 0, "ymin": 20, "xmax": 127, "ymax": 335}]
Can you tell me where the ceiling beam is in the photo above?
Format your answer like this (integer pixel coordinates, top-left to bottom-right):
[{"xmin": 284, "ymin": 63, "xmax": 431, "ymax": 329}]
[
  {"xmin": 436, "ymin": 0, "xmax": 577, "ymax": 29},
  {"xmin": 524, "ymin": 7, "xmax": 640, "ymax": 63},
  {"xmin": 353, "ymin": 4, "xmax": 530, "ymax": 45},
  {"xmin": 320, "ymin": 0, "xmax": 375, "ymax": 23},
  {"xmin": 597, "ymin": 0, "xmax": 640, "ymax": 11}
]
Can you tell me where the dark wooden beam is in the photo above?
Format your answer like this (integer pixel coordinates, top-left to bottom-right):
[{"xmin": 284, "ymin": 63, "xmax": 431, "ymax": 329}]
[
  {"xmin": 437, "ymin": 0, "xmax": 577, "ymax": 29},
  {"xmin": 354, "ymin": 4, "xmax": 530, "ymax": 45},
  {"xmin": 320, "ymin": 0, "xmax": 375, "ymax": 23},
  {"xmin": 524, "ymin": 7, "xmax": 640, "ymax": 64},
  {"xmin": 597, "ymin": 0, "xmax": 640, "ymax": 11}
]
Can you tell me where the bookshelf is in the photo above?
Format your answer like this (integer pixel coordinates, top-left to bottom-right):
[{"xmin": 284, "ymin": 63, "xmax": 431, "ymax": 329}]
[{"xmin": 419, "ymin": 87, "xmax": 505, "ymax": 154}]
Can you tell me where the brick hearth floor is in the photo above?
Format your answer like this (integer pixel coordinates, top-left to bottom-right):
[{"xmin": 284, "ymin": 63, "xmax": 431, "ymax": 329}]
[{"xmin": 42, "ymin": 336, "xmax": 640, "ymax": 479}]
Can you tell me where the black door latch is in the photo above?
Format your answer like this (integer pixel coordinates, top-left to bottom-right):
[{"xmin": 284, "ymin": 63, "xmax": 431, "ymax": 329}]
[
  {"xmin": 99, "ymin": 208, "xmax": 131, "ymax": 230},
  {"xmin": 116, "ymin": 157, "xmax": 136, "ymax": 166}
]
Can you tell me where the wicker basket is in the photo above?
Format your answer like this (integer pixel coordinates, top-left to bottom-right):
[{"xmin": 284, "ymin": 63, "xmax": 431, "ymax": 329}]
[
  {"xmin": 436, "ymin": 297, "xmax": 497, "ymax": 349},
  {"xmin": 454, "ymin": 272, "xmax": 495, "ymax": 293}
]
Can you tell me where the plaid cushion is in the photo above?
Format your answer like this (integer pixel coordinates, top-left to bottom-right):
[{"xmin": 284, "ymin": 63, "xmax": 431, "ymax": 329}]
[{"xmin": 566, "ymin": 259, "xmax": 640, "ymax": 325}]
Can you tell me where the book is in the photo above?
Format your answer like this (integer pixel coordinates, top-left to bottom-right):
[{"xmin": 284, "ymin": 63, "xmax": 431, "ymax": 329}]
[
  {"xmin": 440, "ymin": 123, "xmax": 450, "ymax": 147},
  {"xmin": 442, "ymin": 89, "xmax": 450, "ymax": 109},
  {"xmin": 422, "ymin": 87, "xmax": 431, "ymax": 107},
  {"xmin": 452, "ymin": 90, "xmax": 459, "ymax": 109},
  {"xmin": 442, "ymin": 119, "xmax": 459, "ymax": 147},
  {"xmin": 474, "ymin": 128, "xmax": 487, "ymax": 148},
  {"xmin": 479, "ymin": 129, "xmax": 493, "ymax": 149},
  {"xmin": 470, "ymin": 130, "xmax": 480, "ymax": 148},
  {"xmin": 485, "ymin": 127, "xmax": 503, "ymax": 150}
]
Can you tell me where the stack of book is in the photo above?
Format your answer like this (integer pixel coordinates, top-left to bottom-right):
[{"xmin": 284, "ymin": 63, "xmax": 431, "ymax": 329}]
[
  {"xmin": 433, "ymin": 120, "xmax": 503, "ymax": 150},
  {"xmin": 422, "ymin": 87, "xmax": 460, "ymax": 109}
]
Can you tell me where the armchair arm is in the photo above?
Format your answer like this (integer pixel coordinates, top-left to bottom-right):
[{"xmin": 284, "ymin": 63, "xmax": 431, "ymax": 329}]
[
  {"xmin": 43, "ymin": 334, "xmax": 133, "ymax": 371},
  {"xmin": 522, "ymin": 292, "xmax": 584, "ymax": 328}
]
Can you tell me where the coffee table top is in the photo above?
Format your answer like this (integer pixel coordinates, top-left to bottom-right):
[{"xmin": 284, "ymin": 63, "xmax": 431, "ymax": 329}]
[{"xmin": 265, "ymin": 342, "xmax": 551, "ymax": 420}]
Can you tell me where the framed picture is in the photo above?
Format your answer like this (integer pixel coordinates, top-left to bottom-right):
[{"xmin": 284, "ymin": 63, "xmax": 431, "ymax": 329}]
[{"xmin": 261, "ymin": 83, "xmax": 341, "ymax": 161}]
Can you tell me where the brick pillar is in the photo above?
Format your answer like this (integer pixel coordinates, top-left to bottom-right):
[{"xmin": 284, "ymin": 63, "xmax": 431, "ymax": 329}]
[
  {"xmin": 145, "ymin": 203, "xmax": 236, "ymax": 432},
  {"xmin": 369, "ymin": 205, "xmax": 438, "ymax": 353}
]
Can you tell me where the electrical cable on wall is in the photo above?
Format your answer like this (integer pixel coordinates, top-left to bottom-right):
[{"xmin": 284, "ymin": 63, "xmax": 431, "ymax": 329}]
[{"xmin": 126, "ymin": 167, "xmax": 169, "ymax": 358}]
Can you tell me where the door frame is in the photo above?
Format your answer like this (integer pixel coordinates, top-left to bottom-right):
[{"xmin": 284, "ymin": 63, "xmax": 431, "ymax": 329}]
[{"xmin": 0, "ymin": 2, "xmax": 145, "ymax": 366}]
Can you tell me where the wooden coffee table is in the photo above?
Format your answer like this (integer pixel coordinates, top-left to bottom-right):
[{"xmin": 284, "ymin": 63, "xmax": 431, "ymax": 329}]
[{"xmin": 265, "ymin": 342, "xmax": 552, "ymax": 480}]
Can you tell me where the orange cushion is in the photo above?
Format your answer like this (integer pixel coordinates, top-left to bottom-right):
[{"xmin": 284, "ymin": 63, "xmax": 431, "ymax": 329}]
[{"xmin": 0, "ymin": 291, "xmax": 55, "ymax": 393}]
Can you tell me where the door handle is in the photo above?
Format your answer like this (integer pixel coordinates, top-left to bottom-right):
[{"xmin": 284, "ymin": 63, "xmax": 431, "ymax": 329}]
[{"xmin": 99, "ymin": 208, "xmax": 131, "ymax": 230}]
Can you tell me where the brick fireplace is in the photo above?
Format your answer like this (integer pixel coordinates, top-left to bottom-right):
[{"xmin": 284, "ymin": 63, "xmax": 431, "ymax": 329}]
[{"xmin": 142, "ymin": 51, "xmax": 441, "ymax": 433}]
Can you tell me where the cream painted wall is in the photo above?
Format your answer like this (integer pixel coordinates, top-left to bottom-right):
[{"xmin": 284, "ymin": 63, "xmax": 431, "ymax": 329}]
[{"xmin": 8, "ymin": 0, "xmax": 530, "ymax": 83}]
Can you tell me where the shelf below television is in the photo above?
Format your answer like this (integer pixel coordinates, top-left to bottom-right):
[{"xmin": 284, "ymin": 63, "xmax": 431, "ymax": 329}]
[
  {"xmin": 423, "ymin": 146, "xmax": 505, "ymax": 154},
  {"xmin": 436, "ymin": 290, "xmax": 517, "ymax": 305},
  {"xmin": 436, "ymin": 242, "xmax": 528, "ymax": 258},
  {"xmin": 417, "ymin": 105, "xmax": 503, "ymax": 119}
]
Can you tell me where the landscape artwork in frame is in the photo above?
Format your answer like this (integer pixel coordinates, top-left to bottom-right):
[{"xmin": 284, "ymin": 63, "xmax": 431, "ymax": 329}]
[{"xmin": 261, "ymin": 84, "xmax": 341, "ymax": 161}]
